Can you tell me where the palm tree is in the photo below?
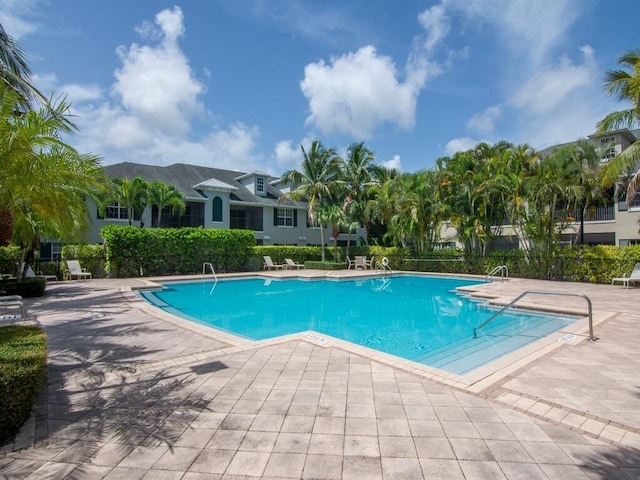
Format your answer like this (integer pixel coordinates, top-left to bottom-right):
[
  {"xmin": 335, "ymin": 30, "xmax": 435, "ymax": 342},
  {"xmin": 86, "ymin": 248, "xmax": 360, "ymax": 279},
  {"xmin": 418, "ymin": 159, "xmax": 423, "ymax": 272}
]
[
  {"xmin": 0, "ymin": 22, "xmax": 45, "ymax": 107},
  {"xmin": 0, "ymin": 85, "xmax": 105, "ymax": 277},
  {"xmin": 147, "ymin": 181, "xmax": 186, "ymax": 227},
  {"xmin": 110, "ymin": 177, "xmax": 148, "ymax": 226},
  {"xmin": 281, "ymin": 140, "xmax": 341, "ymax": 261},
  {"xmin": 597, "ymin": 48, "xmax": 640, "ymax": 201},
  {"xmin": 340, "ymin": 142, "xmax": 382, "ymax": 248}
]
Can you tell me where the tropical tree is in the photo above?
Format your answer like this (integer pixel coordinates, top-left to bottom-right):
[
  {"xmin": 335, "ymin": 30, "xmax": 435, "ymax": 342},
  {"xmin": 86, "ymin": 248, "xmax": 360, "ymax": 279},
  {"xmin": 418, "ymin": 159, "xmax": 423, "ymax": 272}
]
[
  {"xmin": 147, "ymin": 180, "xmax": 186, "ymax": 227},
  {"xmin": 281, "ymin": 140, "xmax": 342, "ymax": 261},
  {"xmin": 109, "ymin": 176, "xmax": 148, "ymax": 226},
  {"xmin": 597, "ymin": 48, "xmax": 640, "ymax": 201},
  {"xmin": 0, "ymin": 85, "xmax": 105, "ymax": 277},
  {"xmin": 340, "ymin": 142, "xmax": 382, "ymax": 250},
  {"xmin": 0, "ymin": 22, "xmax": 45, "ymax": 107}
]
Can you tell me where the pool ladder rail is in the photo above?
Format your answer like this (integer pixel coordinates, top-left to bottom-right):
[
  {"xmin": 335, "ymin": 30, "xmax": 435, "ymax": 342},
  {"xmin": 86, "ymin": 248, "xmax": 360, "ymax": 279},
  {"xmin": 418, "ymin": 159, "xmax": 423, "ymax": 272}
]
[
  {"xmin": 376, "ymin": 256, "xmax": 392, "ymax": 275},
  {"xmin": 202, "ymin": 262, "xmax": 218, "ymax": 283},
  {"xmin": 486, "ymin": 265, "xmax": 509, "ymax": 283},
  {"xmin": 473, "ymin": 290, "xmax": 596, "ymax": 342}
]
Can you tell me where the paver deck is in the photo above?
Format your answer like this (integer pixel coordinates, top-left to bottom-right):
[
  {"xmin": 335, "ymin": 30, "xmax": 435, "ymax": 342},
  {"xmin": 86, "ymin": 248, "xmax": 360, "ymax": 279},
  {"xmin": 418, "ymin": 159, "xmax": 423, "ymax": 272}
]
[{"xmin": 1, "ymin": 271, "xmax": 639, "ymax": 479}]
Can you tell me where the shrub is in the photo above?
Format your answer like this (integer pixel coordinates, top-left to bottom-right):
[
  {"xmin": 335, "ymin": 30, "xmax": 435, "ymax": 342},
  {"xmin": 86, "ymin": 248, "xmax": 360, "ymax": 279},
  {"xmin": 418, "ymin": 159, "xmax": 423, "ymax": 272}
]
[
  {"xmin": 0, "ymin": 326, "xmax": 47, "ymax": 444},
  {"xmin": 0, "ymin": 246, "xmax": 20, "ymax": 276},
  {"xmin": 101, "ymin": 225, "xmax": 256, "ymax": 277},
  {"xmin": 61, "ymin": 244, "xmax": 106, "ymax": 279},
  {"xmin": 0, "ymin": 277, "xmax": 46, "ymax": 297}
]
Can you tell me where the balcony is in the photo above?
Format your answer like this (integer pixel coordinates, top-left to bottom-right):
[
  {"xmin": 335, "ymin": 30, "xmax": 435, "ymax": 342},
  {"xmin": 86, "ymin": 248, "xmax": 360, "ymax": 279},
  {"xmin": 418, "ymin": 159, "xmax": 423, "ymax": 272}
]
[{"xmin": 561, "ymin": 203, "xmax": 615, "ymax": 223}]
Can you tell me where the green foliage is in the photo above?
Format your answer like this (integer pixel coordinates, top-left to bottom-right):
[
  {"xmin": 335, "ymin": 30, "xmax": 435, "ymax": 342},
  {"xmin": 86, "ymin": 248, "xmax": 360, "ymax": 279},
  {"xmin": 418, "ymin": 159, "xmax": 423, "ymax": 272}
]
[
  {"xmin": 0, "ymin": 277, "xmax": 46, "ymax": 297},
  {"xmin": 0, "ymin": 326, "xmax": 47, "ymax": 443},
  {"xmin": 61, "ymin": 243, "xmax": 105, "ymax": 279},
  {"xmin": 0, "ymin": 245, "xmax": 20, "ymax": 275},
  {"xmin": 305, "ymin": 260, "xmax": 346, "ymax": 270},
  {"xmin": 100, "ymin": 225, "xmax": 256, "ymax": 277},
  {"xmin": 252, "ymin": 245, "xmax": 323, "ymax": 270}
]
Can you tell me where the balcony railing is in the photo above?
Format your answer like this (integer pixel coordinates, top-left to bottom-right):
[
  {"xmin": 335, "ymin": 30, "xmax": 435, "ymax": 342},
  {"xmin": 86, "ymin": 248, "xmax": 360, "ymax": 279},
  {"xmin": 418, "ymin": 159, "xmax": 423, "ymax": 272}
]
[{"xmin": 561, "ymin": 204, "xmax": 615, "ymax": 223}]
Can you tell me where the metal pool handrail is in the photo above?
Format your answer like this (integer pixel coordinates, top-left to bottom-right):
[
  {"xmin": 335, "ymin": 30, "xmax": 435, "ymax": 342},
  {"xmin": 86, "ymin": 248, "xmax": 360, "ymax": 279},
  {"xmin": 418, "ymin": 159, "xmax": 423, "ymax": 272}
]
[
  {"xmin": 473, "ymin": 290, "xmax": 596, "ymax": 342},
  {"xmin": 486, "ymin": 265, "xmax": 509, "ymax": 282},
  {"xmin": 202, "ymin": 262, "xmax": 218, "ymax": 283}
]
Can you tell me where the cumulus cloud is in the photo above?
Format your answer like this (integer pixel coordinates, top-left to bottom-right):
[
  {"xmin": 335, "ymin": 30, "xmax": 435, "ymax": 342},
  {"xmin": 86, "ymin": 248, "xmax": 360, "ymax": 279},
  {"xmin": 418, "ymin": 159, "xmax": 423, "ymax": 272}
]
[
  {"xmin": 300, "ymin": 3, "xmax": 452, "ymax": 139},
  {"xmin": 445, "ymin": 137, "xmax": 481, "ymax": 155},
  {"xmin": 0, "ymin": 0, "xmax": 39, "ymax": 39},
  {"xmin": 274, "ymin": 140, "xmax": 300, "ymax": 169},
  {"xmin": 382, "ymin": 155, "xmax": 403, "ymax": 172},
  {"xmin": 510, "ymin": 45, "xmax": 597, "ymax": 115},
  {"xmin": 466, "ymin": 105, "xmax": 501, "ymax": 134}
]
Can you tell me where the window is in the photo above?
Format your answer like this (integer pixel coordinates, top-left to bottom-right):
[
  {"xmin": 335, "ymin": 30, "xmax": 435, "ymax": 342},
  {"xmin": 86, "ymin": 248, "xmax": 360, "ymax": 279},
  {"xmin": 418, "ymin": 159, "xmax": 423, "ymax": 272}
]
[
  {"xmin": 212, "ymin": 196, "xmax": 223, "ymax": 222},
  {"xmin": 256, "ymin": 177, "xmax": 265, "ymax": 194},
  {"xmin": 274, "ymin": 207, "xmax": 296, "ymax": 227},
  {"xmin": 620, "ymin": 239, "xmax": 640, "ymax": 246},
  {"xmin": 105, "ymin": 203, "xmax": 128, "ymax": 220}
]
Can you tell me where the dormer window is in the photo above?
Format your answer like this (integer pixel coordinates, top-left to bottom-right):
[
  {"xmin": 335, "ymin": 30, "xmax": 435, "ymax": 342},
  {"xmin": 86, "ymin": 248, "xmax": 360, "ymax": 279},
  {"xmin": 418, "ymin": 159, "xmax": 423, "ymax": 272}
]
[{"xmin": 256, "ymin": 177, "xmax": 265, "ymax": 194}]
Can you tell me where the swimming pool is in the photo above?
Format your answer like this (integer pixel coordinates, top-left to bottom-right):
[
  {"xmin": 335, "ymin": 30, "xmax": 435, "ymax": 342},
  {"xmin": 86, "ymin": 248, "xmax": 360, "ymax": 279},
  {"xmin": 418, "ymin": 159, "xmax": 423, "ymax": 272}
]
[{"xmin": 140, "ymin": 275, "xmax": 579, "ymax": 374}]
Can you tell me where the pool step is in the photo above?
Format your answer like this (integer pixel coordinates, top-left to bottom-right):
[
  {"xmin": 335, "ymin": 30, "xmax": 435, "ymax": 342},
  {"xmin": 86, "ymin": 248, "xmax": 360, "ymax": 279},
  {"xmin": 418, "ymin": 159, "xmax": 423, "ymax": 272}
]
[{"xmin": 412, "ymin": 315, "xmax": 572, "ymax": 375}]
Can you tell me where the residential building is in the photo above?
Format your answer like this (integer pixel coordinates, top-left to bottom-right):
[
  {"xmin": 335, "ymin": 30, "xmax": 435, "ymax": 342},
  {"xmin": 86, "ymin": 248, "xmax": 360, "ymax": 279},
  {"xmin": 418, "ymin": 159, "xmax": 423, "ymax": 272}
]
[{"xmin": 56, "ymin": 162, "xmax": 365, "ymax": 253}]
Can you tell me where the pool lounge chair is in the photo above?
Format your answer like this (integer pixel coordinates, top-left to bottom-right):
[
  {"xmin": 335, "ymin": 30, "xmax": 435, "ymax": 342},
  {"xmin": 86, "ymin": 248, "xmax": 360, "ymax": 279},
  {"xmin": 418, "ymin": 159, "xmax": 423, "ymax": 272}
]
[
  {"xmin": 25, "ymin": 265, "xmax": 58, "ymax": 282},
  {"xmin": 66, "ymin": 260, "xmax": 92, "ymax": 280},
  {"xmin": 611, "ymin": 263, "xmax": 640, "ymax": 288},
  {"xmin": 263, "ymin": 256, "xmax": 283, "ymax": 270},
  {"xmin": 284, "ymin": 258, "xmax": 305, "ymax": 270},
  {"xmin": 0, "ymin": 295, "xmax": 27, "ymax": 319}
]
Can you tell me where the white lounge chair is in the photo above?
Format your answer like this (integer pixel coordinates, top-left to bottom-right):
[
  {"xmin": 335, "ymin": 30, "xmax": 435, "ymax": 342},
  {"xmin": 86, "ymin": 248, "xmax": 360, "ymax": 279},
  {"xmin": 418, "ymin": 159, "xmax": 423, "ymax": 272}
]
[
  {"xmin": 263, "ymin": 256, "xmax": 283, "ymax": 270},
  {"xmin": 66, "ymin": 260, "xmax": 92, "ymax": 280},
  {"xmin": 25, "ymin": 265, "xmax": 58, "ymax": 282},
  {"xmin": 611, "ymin": 263, "xmax": 640, "ymax": 288},
  {"xmin": 284, "ymin": 258, "xmax": 305, "ymax": 270},
  {"xmin": 0, "ymin": 295, "xmax": 27, "ymax": 319}
]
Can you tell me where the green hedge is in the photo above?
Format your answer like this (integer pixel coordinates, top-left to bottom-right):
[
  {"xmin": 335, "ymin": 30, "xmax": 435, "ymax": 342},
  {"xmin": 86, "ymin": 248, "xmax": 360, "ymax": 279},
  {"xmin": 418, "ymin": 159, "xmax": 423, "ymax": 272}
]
[
  {"xmin": 0, "ymin": 326, "xmax": 47, "ymax": 444},
  {"xmin": 101, "ymin": 225, "xmax": 256, "ymax": 277},
  {"xmin": 0, "ymin": 246, "xmax": 21, "ymax": 277},
  {"xmin": 0, "ymin": 277, "xmax": 46, "ymax": 297},
  {"xmin": 61, "ymin": 244, "xmax": 106, "ymax": 279}
]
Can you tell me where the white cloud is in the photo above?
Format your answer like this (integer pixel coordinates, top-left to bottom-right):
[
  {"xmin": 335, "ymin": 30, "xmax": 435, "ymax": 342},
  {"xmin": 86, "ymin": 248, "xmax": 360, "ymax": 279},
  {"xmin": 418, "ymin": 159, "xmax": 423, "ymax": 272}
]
[
  {"xmin": 274, "ymin": 140, "xmax": 300, "ymax": 168},
  {"xmin": 444, "ymin": 0, "xmax": 583, "ymax": 66},
  {"xmin": 0, "ymin": 0, "xmax": 39, "ymax": 39},
  {"xmin": 301, "ymin": 46, "xmax": 419, "ymax": 138},
  {"xmin": 445, "ymin": 137, "xmax": 481, "ymax": 155},
  {"xmin": 112, "ymin": 6, "xmax": 205, "ymax": 135},
  {"xmin": 510, "ymin": 45, "xmax": 596, "ymax": 115},
  {"xmin": 383, "ymin": 155, "xmax": 403, "ymax": 172},
  {"xmin": 300, "ymin": 3, "xmax": 453, "ymax": 139},
  {"xmin": 466, "ymin": 105, "xmax": 501, "ymax": 134}
]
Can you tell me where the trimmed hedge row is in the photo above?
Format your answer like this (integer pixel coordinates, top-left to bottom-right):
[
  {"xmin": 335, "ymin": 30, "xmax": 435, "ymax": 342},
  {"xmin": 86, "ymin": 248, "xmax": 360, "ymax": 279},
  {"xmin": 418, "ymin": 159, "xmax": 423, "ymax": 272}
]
[
  {"xmin": 0, "ymin": 277, "xmax": 47, "ymax": 297},
  {"xmin": 0, "ymin": 326, "xmax": 47, "ymax": 444},
  {"xmin": 100, "ymin": 225, "xmax": 256, "ymax": 277}
]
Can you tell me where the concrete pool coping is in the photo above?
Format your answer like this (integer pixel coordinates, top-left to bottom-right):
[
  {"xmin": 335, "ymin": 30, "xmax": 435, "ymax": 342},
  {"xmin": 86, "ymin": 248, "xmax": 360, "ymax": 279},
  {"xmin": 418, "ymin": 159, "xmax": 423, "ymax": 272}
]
[{"xmin": 1, "ymin": 271, "xmax": 639, "ymax": 479}]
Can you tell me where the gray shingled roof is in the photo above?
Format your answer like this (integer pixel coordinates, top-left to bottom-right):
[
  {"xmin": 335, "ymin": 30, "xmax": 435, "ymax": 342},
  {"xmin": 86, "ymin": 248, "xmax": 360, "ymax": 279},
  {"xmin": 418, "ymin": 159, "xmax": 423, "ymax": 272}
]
[{"xmin": 102, "ymin": 162, "xmax": 304, "ymax": 207}]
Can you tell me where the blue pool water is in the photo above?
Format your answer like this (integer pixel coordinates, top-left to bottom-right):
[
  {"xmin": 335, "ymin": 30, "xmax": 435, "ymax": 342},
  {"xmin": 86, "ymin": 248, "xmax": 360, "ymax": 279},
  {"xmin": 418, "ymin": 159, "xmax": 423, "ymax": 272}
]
[{"xmin": 140, "ymin": 275, "xmax": 578, "ymax": 374}]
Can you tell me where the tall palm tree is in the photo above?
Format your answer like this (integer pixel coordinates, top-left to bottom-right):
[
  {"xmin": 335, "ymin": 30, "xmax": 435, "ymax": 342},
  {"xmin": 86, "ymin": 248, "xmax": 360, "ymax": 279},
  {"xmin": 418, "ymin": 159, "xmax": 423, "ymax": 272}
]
[
  {"xmin": 282, "ymin": 140, "xmax": 341, "ymax": 261},
  {"xmin": 147, "ymin": 181, "xmax": 186, "ymax": 227},
  {"xmin": 0, "ymin": 22, "xmax": 45, "ymax": 107},
  {"xmin": 110, "ymin": 177, "xmax": 148, "ymax": 226},
  {"xmin": 597, "ymin": 48, "xmax": 640, "ymax": 200},
  {"xmin": 340, "ymin": 142, "xmax": 382, "ymax": 248},
  {"xmin": 0, "ymin": 85, "xmax": 105, "ymax": 276}
]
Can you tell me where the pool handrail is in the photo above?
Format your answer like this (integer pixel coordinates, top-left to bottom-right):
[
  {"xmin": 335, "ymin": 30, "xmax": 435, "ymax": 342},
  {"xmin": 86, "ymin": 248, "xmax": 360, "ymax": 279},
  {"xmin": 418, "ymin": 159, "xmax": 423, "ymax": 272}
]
[
  {"xmin": 473, "ymin": 290, "xmax": 596, "ymax": 342},
  {"xmin": 202, "ymin": 262, "xmax": 218, "ymax": 284},
  {"xmin": 486, "ymin": 265, "xmax": 509, "ymax": 283}
]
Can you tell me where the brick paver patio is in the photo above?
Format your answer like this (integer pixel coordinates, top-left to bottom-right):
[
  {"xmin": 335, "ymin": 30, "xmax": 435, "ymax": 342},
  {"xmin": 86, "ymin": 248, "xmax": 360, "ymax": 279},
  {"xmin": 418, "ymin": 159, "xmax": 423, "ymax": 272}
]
[{"xmin": 1, "ymin": 272, "xmax": 639, "ymax": 479}]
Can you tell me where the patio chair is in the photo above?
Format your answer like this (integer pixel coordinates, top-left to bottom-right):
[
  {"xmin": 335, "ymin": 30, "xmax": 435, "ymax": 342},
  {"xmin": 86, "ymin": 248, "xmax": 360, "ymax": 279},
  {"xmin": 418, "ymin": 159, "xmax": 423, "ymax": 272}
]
[
  {"xmin": 66, "ymin": 260, "xmax": 92, "ymax": 280},
  {"xmin": 347, "ymin": 256, "xmax": 357, "ymax": 269},
  {"xmin": 611, "ymin": 263, "xmax": 640, "ymax": 288},
  {"xmin": 263, "ymin": 256, "xmax": 283, "ymax": 270},
  {"xmin": 364, "ymin": 256, "xmax": 375, "ymax": 270},
  {"xmin": 0, "ymin": 295, "xmax": 27, "ymax": 319},
  {"xmin": 25, "ymin": 265, "xmax": 58, "ymax": 282},
  {"xmin": 284, "ymin": 258, "xmax": 305, "ymax": 270}
]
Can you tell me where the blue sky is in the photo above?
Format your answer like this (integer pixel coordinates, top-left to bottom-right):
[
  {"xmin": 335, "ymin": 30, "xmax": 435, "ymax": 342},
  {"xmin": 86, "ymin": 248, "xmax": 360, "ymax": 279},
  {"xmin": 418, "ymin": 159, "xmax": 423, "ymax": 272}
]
[{"xmin": 0, "ymin": 0, "xmax": 638, "ymax": 175}]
